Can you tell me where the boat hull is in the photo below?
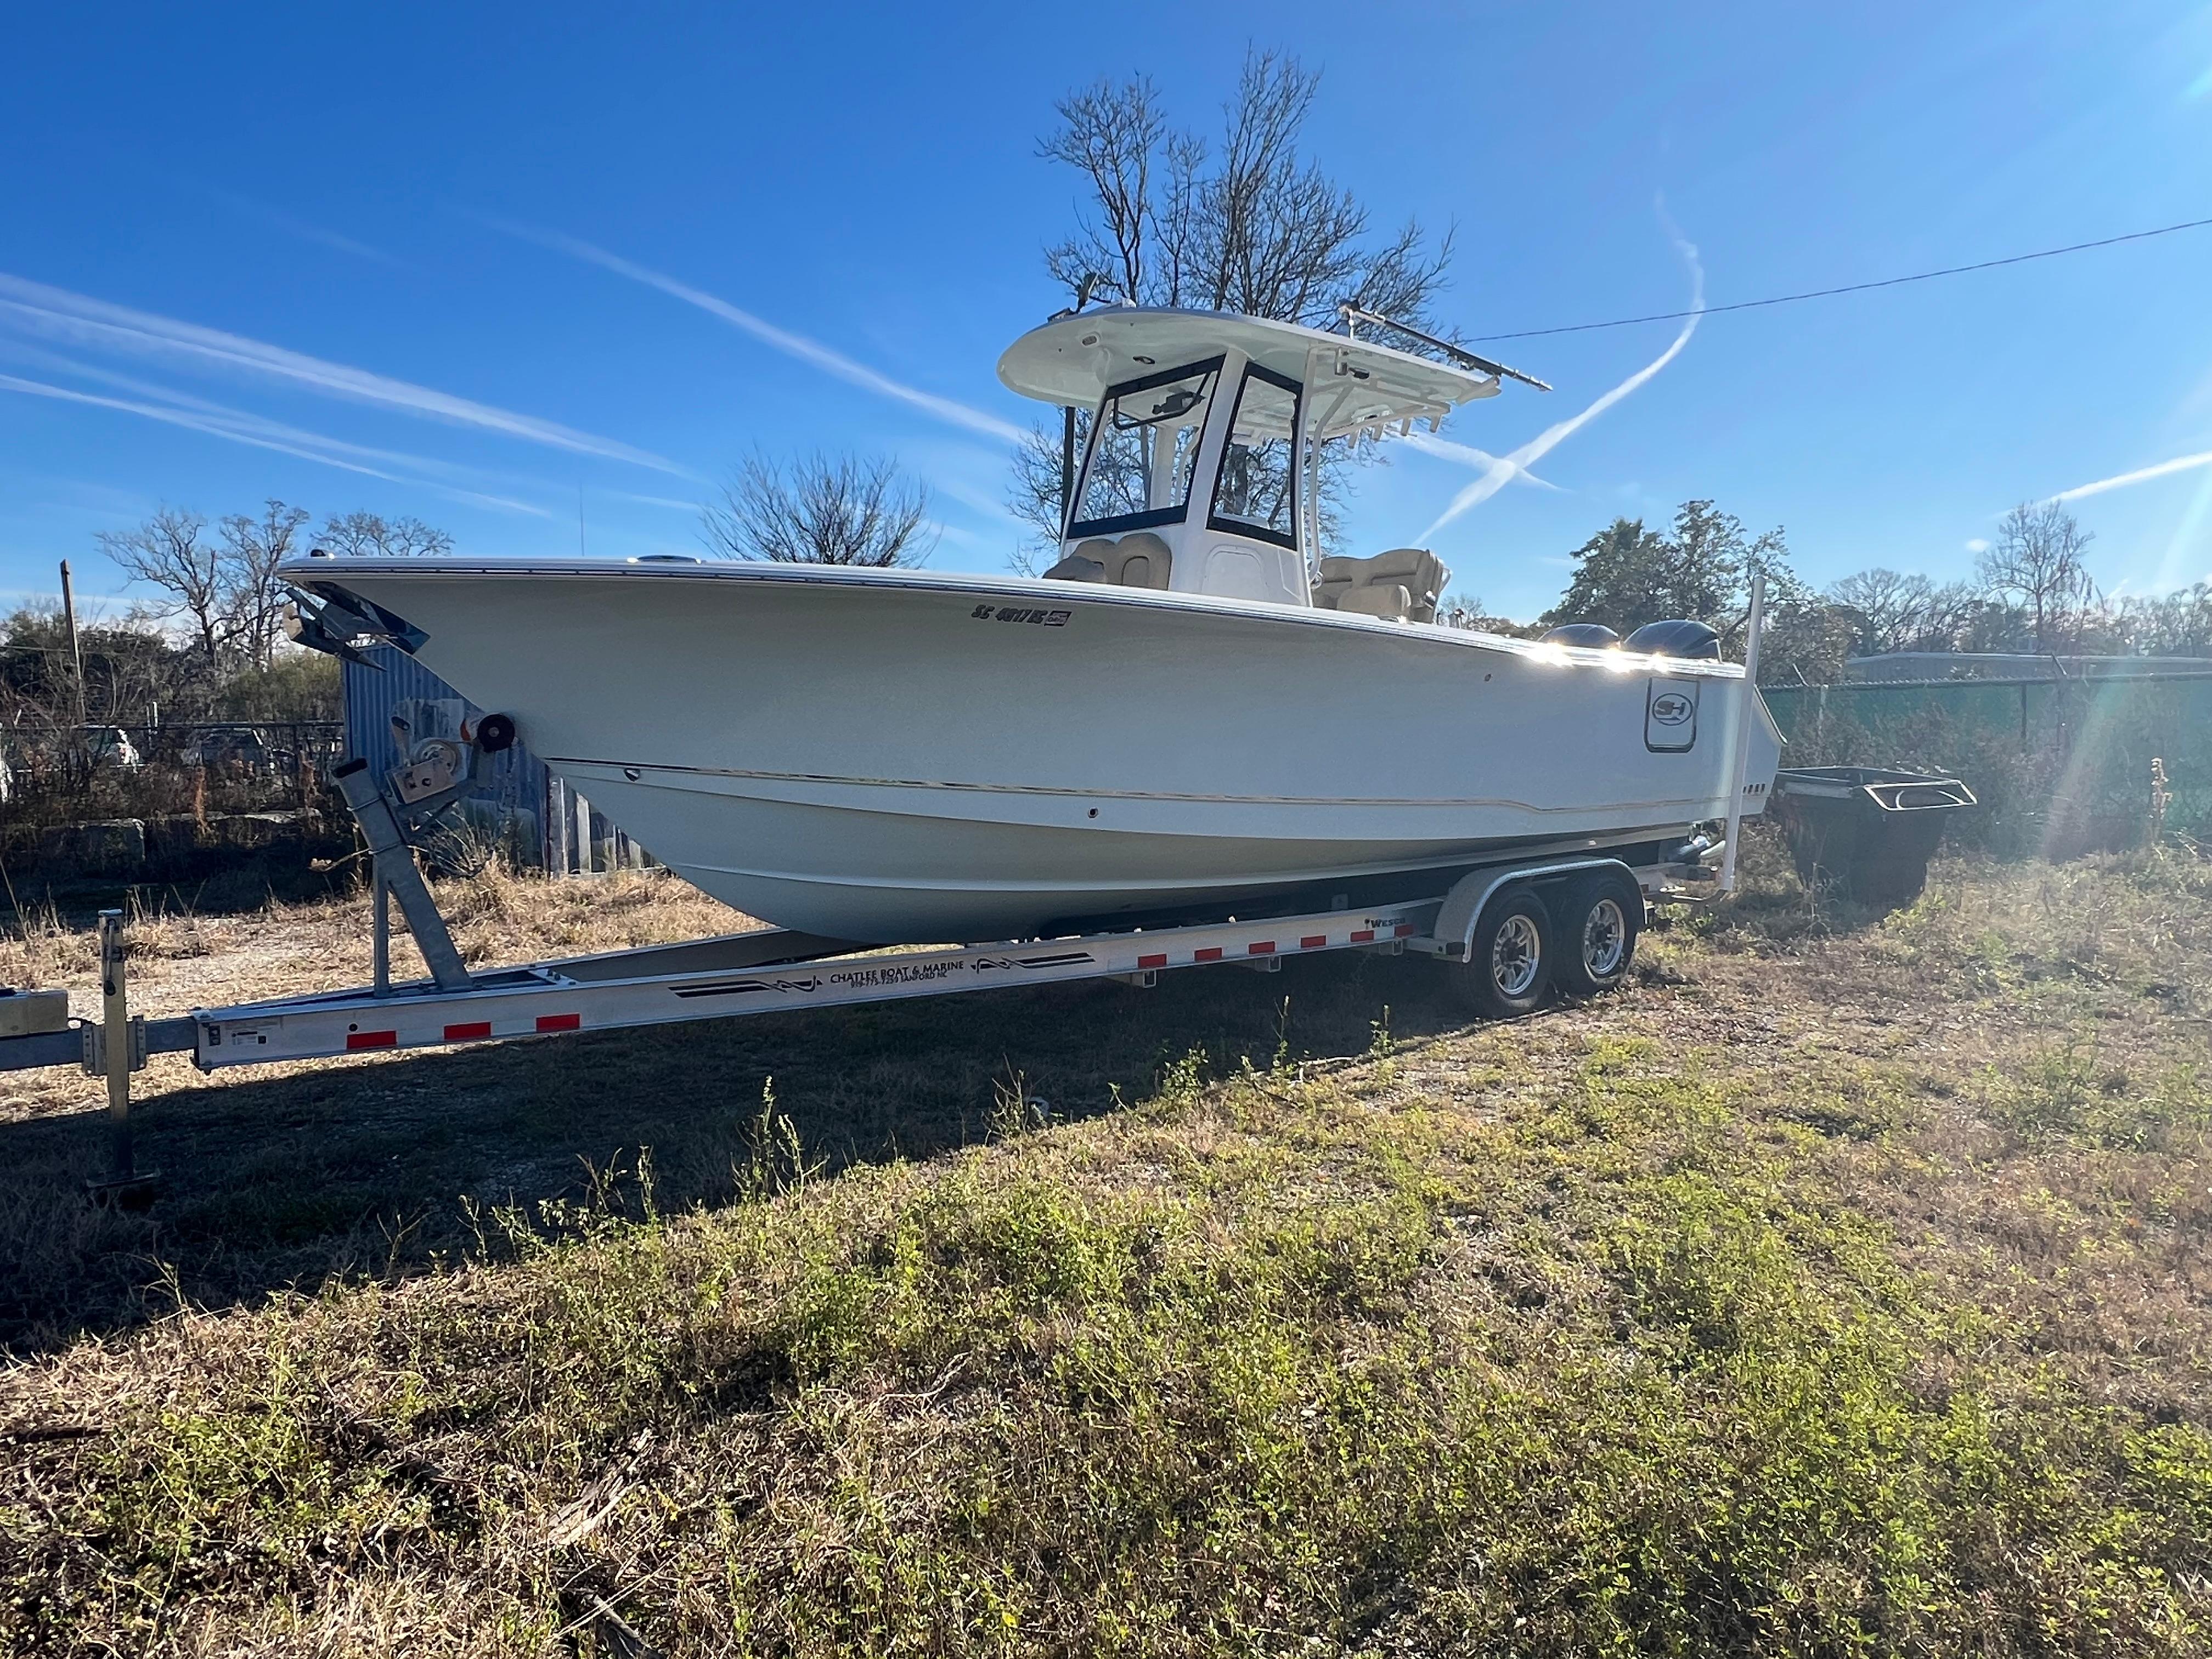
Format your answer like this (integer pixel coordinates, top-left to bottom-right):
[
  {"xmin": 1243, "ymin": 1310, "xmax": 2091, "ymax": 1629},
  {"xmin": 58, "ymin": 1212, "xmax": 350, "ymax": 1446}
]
[{"xmin": 300, "ymin": 560, "xmax": 1780, "ymax": 941}]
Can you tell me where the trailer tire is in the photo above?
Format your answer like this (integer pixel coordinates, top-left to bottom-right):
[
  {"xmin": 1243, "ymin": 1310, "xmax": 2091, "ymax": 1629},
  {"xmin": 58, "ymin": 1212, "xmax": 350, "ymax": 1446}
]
[
  {"xmin": 1452, "ymin": 888, "xmax": 1554, "ymax": 1019},
  {"xmin": 1555, "ymin": 873, "xmax": 1641, "ymax": 997}
]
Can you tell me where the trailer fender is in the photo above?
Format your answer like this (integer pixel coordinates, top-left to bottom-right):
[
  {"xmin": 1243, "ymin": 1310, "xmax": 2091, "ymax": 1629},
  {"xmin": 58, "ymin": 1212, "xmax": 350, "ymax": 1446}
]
[{"xmin": 1422, "ymin": 857, "xmax": 1640, "ymax": 962}]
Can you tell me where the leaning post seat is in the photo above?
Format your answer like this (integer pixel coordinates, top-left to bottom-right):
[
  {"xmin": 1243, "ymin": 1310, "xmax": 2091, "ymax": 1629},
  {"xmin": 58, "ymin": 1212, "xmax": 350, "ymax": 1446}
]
[
  {"xmin": 1311, "ymin": 549, "xmax": 1448, "ymax": 623},
  {"xmin": 1334, "ymin": 584, "xmax": 1415, "ymax": 620},
  {"xmin": 1044, "ymin": 533, "xmax": 1173, "ymax": 590}
]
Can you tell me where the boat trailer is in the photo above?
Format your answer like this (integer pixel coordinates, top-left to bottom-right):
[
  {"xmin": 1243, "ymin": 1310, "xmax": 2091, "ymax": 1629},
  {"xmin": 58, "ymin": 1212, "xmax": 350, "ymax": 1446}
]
[{"xmin": 0, "ymin": 728, "xmax": 1733, "ymax": 1204}]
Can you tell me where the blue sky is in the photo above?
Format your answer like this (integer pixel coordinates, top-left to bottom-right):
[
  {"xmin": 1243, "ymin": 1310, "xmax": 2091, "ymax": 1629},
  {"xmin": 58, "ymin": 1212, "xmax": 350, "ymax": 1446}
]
[{"xmin": 3, "ymin": 1, "xmax": 2209, "ymax": 622}]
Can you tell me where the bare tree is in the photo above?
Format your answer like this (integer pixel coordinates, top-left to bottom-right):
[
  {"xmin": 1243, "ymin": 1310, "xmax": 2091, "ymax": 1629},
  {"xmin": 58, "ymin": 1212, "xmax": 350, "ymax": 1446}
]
[
  {"xmin": 96, "ymin": 506, "xmax": 227, "ymax": 664},
  {"xmin": 1042, "ymin": 53, "xmax": 1450, "ymax": 325},
  {"xmin": 317, "ymin": 511, "xmax": 456, "ymax": 558},
  {"xmin": 2115, "ymin": 581, "xmax": 2212, "ymax": 656},
  {"xmin": 1977, "ymin": 503, "xmax": 2097, "ymax": 653},
  {"xmin": 219, "ymin": 499, "xmax": 311, "ymax": 672},
  {"xmin": 1015, "ymin": 50, "xmax": 1454, "ymax": 551},
  {"xmin": 701, "ymin": 452, "xmax": 935, "ymax": 567},
  {"xmin": 1827, "ymin": 568, "xmax": 1937, "ymax": 657}
]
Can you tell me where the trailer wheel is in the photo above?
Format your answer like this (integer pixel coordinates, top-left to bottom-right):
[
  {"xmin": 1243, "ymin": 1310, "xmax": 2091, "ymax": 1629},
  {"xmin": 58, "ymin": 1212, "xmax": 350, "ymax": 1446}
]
[
  {"xmin": 1452, "ymin": 889, "xmax": 1554, "ymax": 1018},
  {"xmin": 1555, "ymin": 874, "xmax": 1641, "ymax": 997}
]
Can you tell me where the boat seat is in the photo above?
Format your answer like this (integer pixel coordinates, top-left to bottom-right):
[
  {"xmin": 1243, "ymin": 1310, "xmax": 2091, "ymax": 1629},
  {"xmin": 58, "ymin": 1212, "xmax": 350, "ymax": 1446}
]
[
  {"xmin": 1043, "ymin": 550, "xmax": 1107, "ymax": 583},
  {"xmin": 1335, "ymin": 584, "xmax": 1413, "ymax": 620},
  {"xmin": 1312, "ymin": 548, "xmax": 1447, "ymax": 623},
  {"xmin": 1102, "ymin": 532, "xmax": 1172, "ymax": 590},
  {"xmin": 1046, "ymin": 534, "xmax": 1172, "ymax": 590}
]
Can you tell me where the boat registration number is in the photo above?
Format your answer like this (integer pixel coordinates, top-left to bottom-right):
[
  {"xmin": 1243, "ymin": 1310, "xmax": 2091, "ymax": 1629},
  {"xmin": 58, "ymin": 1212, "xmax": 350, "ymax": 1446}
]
[{"xmin": 972, "ymin": 605, "xmax": 1073, "ymax": 627}]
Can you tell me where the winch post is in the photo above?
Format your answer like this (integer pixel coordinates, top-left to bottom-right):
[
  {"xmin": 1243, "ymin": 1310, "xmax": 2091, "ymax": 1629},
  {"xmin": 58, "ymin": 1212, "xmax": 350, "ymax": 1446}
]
[
  {"xmin": 331, "ymin": 758, "xmax": 472, "ymax": 993},
  {"xmin": 84, "ymin": 909, "xmax": 157, "ymax": 1205}
]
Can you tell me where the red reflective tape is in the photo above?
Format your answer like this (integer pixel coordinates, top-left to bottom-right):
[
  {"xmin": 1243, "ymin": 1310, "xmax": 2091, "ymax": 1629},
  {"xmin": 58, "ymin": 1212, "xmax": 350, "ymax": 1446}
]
[
  {"xmin": 1137, "ymin": 953, "xmax": 1167, "ymax": 969},
  {"xmin": 535, "ymin": 1013, "xmax": 582, "ymax": 1032},
  {"xmin": 346, "ymin": 1030, "xmax": 397, "ymax": 1050},
  {"xmin": 1301, "ymin": 935, "xmax": 1328, "ymax": 950},
  {"xmin": 1350, "ymin": 929, "xmax": 1375, "ymax": 944},
  {"xmin": 1194, "ymin": 946, "xmax": 1223, "ymax": 963},
  {"xmin": 1248, "ymin": 940, "xmax": 1276, "ymax": 955},
  {"xmin": 1395, "ymin": 923, "xmax": 1418, "ymax": 938},
  {"xmin": 444, "ymin": 1022, "xmax": 493, "ymax": 1042}
]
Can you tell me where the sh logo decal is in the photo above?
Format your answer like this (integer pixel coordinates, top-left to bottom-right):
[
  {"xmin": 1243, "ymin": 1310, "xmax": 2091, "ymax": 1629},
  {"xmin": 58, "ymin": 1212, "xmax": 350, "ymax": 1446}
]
[{"xmin": 1645, "ymin": 678, "xmax": 1701, "ymax": 752}]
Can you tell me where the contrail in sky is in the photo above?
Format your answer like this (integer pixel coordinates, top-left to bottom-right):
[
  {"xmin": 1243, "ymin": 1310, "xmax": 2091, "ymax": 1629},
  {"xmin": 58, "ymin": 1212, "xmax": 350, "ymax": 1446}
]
[
  {"xmin": 1398, "ymin": 430, "xmax": 1561, "ymax": 492},
  {"xmin": 204, "ymin": 188, "xmax": 410, "ymax": 270},
  {"xmin": 2043, "ymin": 449, "xmax": 2212, "ymax": 504},
  {"xmin": 0, "ymin": 270, "xmax": 683, "ymax": 474},
  {"xmin": 495, "ymin": 221, "xmax": 1027, "ymax": 444},
  {"xmin": 0, "ymin": 372, "xmax": 553, "ymax": 517},
  {"xmin": 1418, "ymin": 233, "xmax": 1705, "ymax": 543},
  {"xmin": 5, "ymin": 345, "xmax": 539, "ymax": 487}
]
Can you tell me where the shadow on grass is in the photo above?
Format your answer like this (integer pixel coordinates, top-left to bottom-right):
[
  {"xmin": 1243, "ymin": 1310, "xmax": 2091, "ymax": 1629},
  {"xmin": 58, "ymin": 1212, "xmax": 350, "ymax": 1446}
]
[
  {"xmin": 8, "ymin": 856, "xmax": 358, "ymax": 930},
  {"xmin": 1, "ymin": 947, "xmax": 1468, "ymax": 1357}
]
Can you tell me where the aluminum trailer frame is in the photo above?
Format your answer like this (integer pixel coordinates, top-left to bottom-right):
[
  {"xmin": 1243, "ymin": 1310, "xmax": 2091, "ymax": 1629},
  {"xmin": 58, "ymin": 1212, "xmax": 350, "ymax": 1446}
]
[
  {"xmin": 3, "ymin": 851, "xmax": 1715, "ymax": 1083},
  {"xmin": 188, "ymin": 900, "xmax": 1445, "ymax": 1069}
]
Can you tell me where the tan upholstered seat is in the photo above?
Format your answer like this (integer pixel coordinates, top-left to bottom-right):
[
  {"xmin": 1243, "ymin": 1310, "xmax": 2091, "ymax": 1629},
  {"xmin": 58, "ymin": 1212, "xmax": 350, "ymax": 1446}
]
[
  {"xmin": 1335, "ymin": 584, "xmax": 1414, "ymax": 619},
  {"xmin": 1311, "ymin": 548, "xmax": 1448, "ymax": 622},
  {"xmin": 1043, "ymin": 533, "xmax": 1175, "ymax": 590},
  {"xmin": 1043, "ymin": 540, "xmax": 1110, "ymax": 582},
  {"xmin": 1102, "ymin": 532, "xmax": 1173, "ymax": 590}
]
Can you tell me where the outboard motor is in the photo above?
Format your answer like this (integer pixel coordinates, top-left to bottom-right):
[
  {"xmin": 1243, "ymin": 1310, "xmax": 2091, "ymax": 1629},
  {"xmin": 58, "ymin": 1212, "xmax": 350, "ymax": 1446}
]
[
  {"xmin": 1538, "ymin": 623, "xmax": 1621, "ymax": 648},
  {"xmin": 1623, "ymin": 618, "xmax": 1722, "ymax": 660}
]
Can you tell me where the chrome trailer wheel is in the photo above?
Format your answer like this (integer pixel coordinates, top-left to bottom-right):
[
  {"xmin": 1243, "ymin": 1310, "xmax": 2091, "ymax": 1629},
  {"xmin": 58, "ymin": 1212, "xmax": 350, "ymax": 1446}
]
[
  {"xmin": 1449, "ymin": 888, "xmax": 1555, "ymax": 1019},
  {"xmin": 1554, "ymin": 873, "xmax": 1643, "ymax": 997}
]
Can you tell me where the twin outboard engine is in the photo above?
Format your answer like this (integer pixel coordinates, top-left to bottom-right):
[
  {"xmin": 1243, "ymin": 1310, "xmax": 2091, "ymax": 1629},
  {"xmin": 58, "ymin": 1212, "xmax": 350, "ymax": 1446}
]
[
  {"xmin": 1538, "ymin": 618, "xmax": 1723, "ymax": 661},
  {"xmin": 1538, "ymin": 623, "xmax": 1622, "ymax": 648},
  {"xmin": 1622, "ymin": 619, "xmax": 1722, "ymax": 660}
]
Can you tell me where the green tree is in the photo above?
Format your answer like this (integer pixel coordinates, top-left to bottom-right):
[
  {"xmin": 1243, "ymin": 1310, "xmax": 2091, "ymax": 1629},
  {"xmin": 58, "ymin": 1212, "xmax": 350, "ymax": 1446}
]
[
  {"xmin": 1542, "ymin": 501, "xmax": 1802, "ymax": 640},
  {"xmin": 1542, "ymin": 500, "xmax": 1852, "ymax": 683},
  {"xmin": 1539, "ymin": 517, "xmax": 1676, "ymax": 633}
]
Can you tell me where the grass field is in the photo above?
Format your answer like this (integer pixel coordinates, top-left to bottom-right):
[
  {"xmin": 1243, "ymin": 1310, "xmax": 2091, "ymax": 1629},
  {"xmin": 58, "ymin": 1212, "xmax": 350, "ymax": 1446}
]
[{"xmin": 3, "ymin": 840, "xmax": 2210, "ymax": 1654}]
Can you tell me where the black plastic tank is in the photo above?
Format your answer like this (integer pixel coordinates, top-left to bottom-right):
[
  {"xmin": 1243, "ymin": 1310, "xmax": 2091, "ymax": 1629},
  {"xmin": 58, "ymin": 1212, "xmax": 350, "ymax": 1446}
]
[{"xmin": 1770, "ymin": 766, "xmax": 1978, "ymax": 907}]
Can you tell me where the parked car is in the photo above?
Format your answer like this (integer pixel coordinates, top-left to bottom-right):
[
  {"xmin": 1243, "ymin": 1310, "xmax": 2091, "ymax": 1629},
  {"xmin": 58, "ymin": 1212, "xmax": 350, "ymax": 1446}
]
[
  {"xmin": 83, "ymin": 726, "xmax": 142, "ymax": 770},
  {"xmin": 181, "ymin": 725, "xmax": 276, "ymax": 772}
]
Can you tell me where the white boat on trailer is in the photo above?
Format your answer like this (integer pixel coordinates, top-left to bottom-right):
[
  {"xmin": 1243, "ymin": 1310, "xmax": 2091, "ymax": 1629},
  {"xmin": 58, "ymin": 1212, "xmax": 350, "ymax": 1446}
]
[{"xmin": 282, "ymin": 303, "xmax": 1781, "ymax": 947}]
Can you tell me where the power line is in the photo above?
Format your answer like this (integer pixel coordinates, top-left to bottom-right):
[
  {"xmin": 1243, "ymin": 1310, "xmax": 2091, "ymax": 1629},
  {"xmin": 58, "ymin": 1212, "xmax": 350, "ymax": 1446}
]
[{"xmin": 1469, "ymin": 215, "xmax": 2212, "ymax": 343}]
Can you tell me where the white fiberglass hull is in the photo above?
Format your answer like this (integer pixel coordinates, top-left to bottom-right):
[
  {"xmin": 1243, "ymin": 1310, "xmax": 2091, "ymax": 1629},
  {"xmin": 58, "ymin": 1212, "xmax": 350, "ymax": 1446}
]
[{"xmin": 297, "ymin": 558, "xmax": 1781, "ymax": 943}]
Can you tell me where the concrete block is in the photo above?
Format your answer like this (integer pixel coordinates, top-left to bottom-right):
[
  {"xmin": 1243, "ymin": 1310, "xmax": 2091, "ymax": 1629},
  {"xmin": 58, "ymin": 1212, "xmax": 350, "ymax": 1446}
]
[{"xmin": 0, "ymin": 987, "xmax": 70, "ymax": 1038}]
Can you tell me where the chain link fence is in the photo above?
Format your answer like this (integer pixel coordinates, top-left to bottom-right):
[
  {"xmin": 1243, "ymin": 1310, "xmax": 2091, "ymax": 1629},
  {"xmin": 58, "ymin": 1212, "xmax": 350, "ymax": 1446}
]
[{"xmin": 1762, "ymin": 673, "xmax": 2212, "ymax": 857}]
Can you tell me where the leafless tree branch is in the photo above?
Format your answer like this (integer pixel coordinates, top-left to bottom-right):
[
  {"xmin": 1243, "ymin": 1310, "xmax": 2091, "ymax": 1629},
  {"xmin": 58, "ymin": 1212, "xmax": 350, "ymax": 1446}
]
[
  {"xmin": 701, "ymin": 452, "xmax": 935, "ymax": 567},
  {"xmin": 95, "ymin": 506, "xmax": 225, "ymax": 664},
  {"xmin": 316, "ymin": 512, "xmax": 456, "ymax": 559},
  {"xmin": 219, "ymin": 499, "xmax": 310, "ymax": 672}
]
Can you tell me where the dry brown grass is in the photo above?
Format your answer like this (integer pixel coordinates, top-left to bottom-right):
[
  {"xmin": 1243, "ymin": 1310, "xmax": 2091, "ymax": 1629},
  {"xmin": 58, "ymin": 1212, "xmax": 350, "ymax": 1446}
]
[{"xmin": 2, "ymin": 838, "xmax": 2210, "ymax": 1653}]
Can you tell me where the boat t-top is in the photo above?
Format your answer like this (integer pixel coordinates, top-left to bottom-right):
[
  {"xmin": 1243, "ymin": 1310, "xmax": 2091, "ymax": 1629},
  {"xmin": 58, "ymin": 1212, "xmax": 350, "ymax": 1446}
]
[{"xmin": 284, "ymin": 303, "xmax": 1780, "ymax": 944}]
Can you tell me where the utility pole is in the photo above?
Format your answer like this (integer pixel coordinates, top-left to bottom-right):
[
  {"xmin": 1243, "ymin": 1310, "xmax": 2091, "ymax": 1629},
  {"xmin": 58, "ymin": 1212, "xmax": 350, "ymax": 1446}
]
[{"xmin": 58, "ymin": 559, "xmax": 87, "ymax": 730}]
